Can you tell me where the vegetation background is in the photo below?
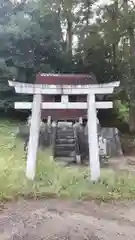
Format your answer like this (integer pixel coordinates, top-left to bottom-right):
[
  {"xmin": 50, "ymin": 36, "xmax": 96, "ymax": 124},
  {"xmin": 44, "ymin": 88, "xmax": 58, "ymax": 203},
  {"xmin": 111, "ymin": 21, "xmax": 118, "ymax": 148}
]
[{"xmin": 1, "ymin": 0, "xmax": 135, "ymax": 132}]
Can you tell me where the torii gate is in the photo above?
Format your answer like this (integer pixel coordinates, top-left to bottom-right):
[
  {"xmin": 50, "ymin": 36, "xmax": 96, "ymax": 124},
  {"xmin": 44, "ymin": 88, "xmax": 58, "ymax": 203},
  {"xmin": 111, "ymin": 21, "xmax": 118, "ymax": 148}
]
[{"xmin": 8, "ymin": 78, "xmax": 120, "ymax": 181}]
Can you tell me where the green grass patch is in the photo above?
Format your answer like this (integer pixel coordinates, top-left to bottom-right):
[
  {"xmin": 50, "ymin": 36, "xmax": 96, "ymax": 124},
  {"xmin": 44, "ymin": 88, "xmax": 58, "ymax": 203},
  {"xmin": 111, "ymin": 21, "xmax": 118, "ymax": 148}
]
[{"xmin": 0, "ymin": 120, "xmax": 135, "ymax": 202}]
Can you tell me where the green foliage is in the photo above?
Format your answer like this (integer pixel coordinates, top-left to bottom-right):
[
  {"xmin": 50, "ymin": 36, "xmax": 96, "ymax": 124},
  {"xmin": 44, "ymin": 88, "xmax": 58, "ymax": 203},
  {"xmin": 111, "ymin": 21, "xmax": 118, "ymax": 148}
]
[
  {"xmin": 0, "ymin": 0, "xmax": 67, "ymax": 111},
  {"xmin": 115, "ymin": 100, "xmax": 129, "ymax": 123},
  {"xmin": 0, "ymin": 0, "xmax": 135, "ymax": 130}
]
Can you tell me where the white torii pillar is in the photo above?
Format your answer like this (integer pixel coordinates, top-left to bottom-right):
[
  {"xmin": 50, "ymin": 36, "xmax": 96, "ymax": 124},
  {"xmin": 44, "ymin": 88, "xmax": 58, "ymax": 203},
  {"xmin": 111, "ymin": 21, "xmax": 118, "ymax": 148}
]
[
  {"xmin": 88, "ymin": 94, "xmax": 100, "ymax": 181},
  {"xmin": 26, "ymin": 94, "xmax": 42, "ymax": 180}
]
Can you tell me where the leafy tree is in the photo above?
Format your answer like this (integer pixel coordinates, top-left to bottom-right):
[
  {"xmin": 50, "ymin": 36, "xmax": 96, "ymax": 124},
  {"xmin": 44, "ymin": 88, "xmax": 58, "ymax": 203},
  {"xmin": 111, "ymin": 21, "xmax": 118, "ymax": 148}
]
[
  {"xmin": 0, "ymin": 0, "xmax": 66, "ymax": 111},
  {"xmin": 0, "ymin": 0, "xmax": 135, "ymax": 131}
]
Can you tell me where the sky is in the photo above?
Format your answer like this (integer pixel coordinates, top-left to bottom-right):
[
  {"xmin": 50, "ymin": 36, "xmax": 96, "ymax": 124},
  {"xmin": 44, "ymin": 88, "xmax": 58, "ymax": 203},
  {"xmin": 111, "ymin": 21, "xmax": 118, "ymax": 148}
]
[
  {"xmin": 93, "ymin": 0, "xmax": 112, "ymax": 11},
  {"xmin": 72, "ymin": 0, "xmax": 112, "ymax": 47}
]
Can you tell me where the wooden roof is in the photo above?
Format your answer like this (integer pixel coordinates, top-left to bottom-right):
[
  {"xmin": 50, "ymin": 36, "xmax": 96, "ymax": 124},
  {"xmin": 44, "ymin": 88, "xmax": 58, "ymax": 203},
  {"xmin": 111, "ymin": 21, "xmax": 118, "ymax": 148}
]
[{"xmin": 36, "ymin": 73, "xmax": 97, "ymax": 85}]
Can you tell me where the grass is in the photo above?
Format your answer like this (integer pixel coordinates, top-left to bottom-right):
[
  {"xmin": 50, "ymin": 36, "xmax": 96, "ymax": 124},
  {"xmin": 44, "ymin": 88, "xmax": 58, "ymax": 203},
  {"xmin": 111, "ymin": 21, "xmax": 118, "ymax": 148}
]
[{"xmin": 1, "ymin": 120, "xmax": 135, "ymax": 202}]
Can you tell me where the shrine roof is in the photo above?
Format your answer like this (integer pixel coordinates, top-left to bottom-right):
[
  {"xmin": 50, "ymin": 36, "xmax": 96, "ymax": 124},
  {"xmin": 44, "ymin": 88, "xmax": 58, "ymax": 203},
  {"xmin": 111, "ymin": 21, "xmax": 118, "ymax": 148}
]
[{"xmin": 36, "ymin": 73, "xmax": 97, "ymax": 85}]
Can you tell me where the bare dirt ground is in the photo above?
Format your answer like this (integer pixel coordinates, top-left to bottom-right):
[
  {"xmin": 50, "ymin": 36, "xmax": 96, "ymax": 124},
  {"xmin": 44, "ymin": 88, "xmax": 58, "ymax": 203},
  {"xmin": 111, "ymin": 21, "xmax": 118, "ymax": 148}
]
[
  {"xmin": 1, "ymin": 199, "xmax": 135, "ymax": 240},
  {"xmin": 1, "ymin": 155, "xmax": 135, "ymax": 240}
]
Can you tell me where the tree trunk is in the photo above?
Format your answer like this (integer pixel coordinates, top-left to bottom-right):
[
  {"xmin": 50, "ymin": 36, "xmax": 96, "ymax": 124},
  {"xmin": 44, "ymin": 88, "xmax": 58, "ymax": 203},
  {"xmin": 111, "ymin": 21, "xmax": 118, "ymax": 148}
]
[
  {"xmin": 112, "ymin": 43, "xmax": 117, "ymax": 70},
  {"xmin": 86, "ymin": 0, "xmax": 90, "ymax": 26},
  {"xmin": 123, "ymin": 0, "xmax": 135, "ymax": 132},
  {"xmin": 61, "ymin": 0, "xmax": 73, "ymax": 61},
  {"xmin": 57, "ymin": 6, "xmax": 64, "ymax": 44},
  {"xmin": 66, "ymin": 19, "xmax": 72, "ymax": 58},
  {"xmin": 129, "ymin": 103, "xmax": 135, "ymax": 132},
  {"xmin": 112, "ymin": 0, "xmax": 118, "ymax": 71}
]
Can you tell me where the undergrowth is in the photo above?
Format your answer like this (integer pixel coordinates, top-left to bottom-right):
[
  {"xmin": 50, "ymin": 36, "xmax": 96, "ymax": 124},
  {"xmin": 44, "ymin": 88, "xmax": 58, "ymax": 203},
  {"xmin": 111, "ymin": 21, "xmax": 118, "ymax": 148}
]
[{"xmin": 0, "ymin": 120, "xmax": 135, "ymax": 202}]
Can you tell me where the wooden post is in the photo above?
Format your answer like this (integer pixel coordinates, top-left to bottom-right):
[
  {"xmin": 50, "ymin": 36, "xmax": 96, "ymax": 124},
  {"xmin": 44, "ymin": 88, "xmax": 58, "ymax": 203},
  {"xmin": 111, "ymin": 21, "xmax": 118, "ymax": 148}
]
[
  {"xmin": 79, "ymin": 117, "xmax": 83, "ymax": 124},
  {"xmin": 87, "ymin": 94, "xmax": 100, "ymax": 181},
  {"xmin": 61, "ymin": 95, "xmax": 68, "ymax": 103},
  {"xmin": 26, "ymin": 94, "xmax": 42, "ymax": 180},
  {"xmin": 47, "ymin": 116, "xmax": 51, "ymax": 125}
]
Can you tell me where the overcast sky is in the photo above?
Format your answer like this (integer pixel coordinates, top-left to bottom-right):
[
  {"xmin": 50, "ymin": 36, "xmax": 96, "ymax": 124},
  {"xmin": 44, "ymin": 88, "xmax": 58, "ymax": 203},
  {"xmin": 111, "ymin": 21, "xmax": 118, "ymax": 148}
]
[{"xmin": 93, "ymin": 0, "xmax": 112, "ymax": 10}]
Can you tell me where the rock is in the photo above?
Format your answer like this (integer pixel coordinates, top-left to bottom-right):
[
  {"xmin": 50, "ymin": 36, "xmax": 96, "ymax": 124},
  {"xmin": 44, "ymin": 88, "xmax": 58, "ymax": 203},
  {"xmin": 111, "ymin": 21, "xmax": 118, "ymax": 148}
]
[
  {"xmin": 75, "ymin": 124, "xmax": 123, "ymax": 160},
  {"xmin": 16, "ymin": 124, "xmax": 29, "ymax": 139},
  {"xmin": 100, "ymin": 128, "xmax": 123, "ymax": 157},
  {"xmin": 17, "ymin": 122, "xmax": 51, "ymax": 148}
]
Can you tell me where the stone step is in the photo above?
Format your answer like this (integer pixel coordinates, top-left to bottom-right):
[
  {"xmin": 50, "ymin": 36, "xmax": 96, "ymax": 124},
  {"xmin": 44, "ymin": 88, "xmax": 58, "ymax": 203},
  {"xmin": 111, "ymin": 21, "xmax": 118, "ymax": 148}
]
[
  {"xmin": 54, "ymin": 125, "xmax": 76, "ymax": 160},
  {"xmin": 55, "ymin": 141, "xmax": 75, "ymax": 148},
  {"xmin": 55, "ymin": 150, "xmax": 76, "ymax": 157},
  {"xmin": 55, "ymin": 157, "xmax": 76, "ymax": 163},
  {"xmin": 57, "ymin": 127, "xmax": 74, "ymax": 131},
  {"xmin": 56, "ymin": 135, "xmax": 74, "ymax": 138},
  {"xmin": 56, "ymin": 132, "xmax": 74, "ymax": 137},
  {"xmin": 55, "ymin": 145, "xmax": 75, "ymax": 151},
  {"xmin": 56, "ymin": 129, "xmax": 74, "ymax": 133},
  {"xmin": 57, "ymin": 124, "xmax": 73, "ymax": 127},
  {"xmin": 56, "ymin": 138, "xmax": 75, "ymax": 144},
  {"xmin": 56, "ymin": 137, "xmax": 74, "ymax": 142},
  {"xmin": 57, "ymin": 128, "xmax": 74, "ymax": 132}
]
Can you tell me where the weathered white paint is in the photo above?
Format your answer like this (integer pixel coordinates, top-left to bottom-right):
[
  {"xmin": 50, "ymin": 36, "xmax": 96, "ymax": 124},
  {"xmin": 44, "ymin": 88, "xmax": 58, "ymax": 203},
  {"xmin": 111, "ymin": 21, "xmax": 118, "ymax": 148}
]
[
  {"xmin": 27, "ymin": 115, "xmax": 32, "ymax": 126},
  {"xmin": 79, "ymin": 117, "xmax": 83, "ymax": 124},
  {"xmin": 87, "ymin": 94, "xmax": 100, "ymax": 181},
  {"xmin": 8, "ymin": 80, "xmax": 120, "ymax": 89},
  {"xmin": 8, "ymin": 81, "xmax": 120, "ymax": 95},
  {"xmin": 14, "ymin": 101, "xmax": 113, "ymax": 109},
  {"xmin": 15, "ymin": 102, "xmax": 32, "ymax": 109},
  {"xmin": 26, "ymin": 94, "xmax": 42, "ymax": 180},
  {"xmin": 98, "ymin": 136, "xmax": 107, "ymax": 156},
  {"xmin": 76, "ymin": 155, "xmax": 81, "ymax": 164},
  {"xmin": 61, "ymin": 95, "xmax": 69, "ymax": 103},
  {"xmin": 15, "ymin": 86, "xmax": 115, "ymax": 95},
  {"xmin": 52, "ymin": 121, "xmax": 57, "ymax": 127},
  {"xmin": 47, "ymin": 116, "xmax": 51, "ymax": 125}
]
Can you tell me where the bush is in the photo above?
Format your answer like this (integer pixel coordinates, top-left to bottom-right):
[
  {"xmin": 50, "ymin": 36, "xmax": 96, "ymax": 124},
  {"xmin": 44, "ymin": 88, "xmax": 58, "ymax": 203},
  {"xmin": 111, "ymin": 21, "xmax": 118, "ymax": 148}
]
[{"xmin": 115, "ymin": 100, "xmax": 129, "ymax": 123}]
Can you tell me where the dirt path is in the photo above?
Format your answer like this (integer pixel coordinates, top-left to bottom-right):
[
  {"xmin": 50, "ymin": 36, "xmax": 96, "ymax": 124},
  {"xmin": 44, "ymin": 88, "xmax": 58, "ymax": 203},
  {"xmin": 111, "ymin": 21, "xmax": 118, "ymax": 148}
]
[{"xmin": 1, "ymin": 199, "xmax": 135, "ymax": 240}]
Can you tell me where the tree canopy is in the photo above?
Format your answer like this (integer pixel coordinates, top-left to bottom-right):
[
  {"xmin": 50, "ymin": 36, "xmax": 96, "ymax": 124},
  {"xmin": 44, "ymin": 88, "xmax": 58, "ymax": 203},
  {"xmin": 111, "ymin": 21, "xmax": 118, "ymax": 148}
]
[{"xmin": 0, "ymin": 0, "xmax": 135, "ymax": 130}]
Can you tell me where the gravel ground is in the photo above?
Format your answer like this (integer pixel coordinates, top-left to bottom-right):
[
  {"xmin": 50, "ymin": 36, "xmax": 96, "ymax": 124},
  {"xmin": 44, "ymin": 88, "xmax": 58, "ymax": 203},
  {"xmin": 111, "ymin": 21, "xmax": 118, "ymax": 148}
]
[{"xmin": 0, "ymin": 199, "xmax": 135, "ymax": 240}]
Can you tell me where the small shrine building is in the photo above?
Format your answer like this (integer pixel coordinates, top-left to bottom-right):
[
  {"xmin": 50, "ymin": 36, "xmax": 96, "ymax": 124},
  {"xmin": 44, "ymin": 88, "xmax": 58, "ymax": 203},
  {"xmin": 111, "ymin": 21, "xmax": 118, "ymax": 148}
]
[{"xmin": 36, "ymin": 73, "xmax": 97, "ymax": 121}]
